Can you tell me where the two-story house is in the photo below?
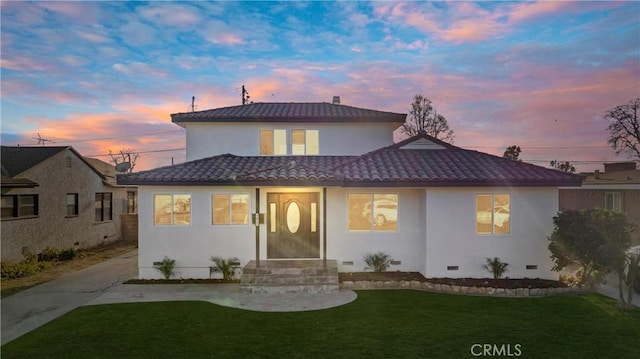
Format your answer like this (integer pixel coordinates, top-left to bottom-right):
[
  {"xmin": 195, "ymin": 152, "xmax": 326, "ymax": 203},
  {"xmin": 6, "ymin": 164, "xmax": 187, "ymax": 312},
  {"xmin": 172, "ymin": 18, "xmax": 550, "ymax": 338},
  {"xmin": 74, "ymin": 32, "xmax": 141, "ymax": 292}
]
[{"xmin": 118, "ymin": 100, "xmax": 582, "ymax": 287}]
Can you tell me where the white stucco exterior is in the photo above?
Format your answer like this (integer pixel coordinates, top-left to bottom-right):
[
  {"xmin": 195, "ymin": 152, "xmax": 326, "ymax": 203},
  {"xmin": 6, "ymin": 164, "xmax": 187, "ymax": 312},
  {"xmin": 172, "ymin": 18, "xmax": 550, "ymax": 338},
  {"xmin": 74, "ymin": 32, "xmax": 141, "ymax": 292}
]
[
  {"xmin": 423, "ymin": 187, "xmax": 559, "ymax": 280},
  {"xmin": 183, "ymin": 121, "xmax": 400, "ymax": 160},
  {"xmin": 138, "ymin": 185, "xmax": 559, "ymax": 280}
]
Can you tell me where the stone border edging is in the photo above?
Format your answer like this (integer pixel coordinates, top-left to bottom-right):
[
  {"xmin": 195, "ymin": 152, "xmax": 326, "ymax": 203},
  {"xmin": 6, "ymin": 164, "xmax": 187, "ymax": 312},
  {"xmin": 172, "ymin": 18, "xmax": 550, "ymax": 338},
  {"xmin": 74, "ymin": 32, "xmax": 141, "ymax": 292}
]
[{"xmin": 340, "ymin": 280, "xmax": 591, "ymax": 297}]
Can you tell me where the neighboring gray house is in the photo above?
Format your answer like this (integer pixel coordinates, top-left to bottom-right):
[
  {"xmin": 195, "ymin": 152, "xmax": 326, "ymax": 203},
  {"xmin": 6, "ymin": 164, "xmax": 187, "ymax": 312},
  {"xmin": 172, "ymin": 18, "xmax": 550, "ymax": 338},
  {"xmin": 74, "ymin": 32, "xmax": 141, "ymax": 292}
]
[
  {"xmin": 560, "ymin": 162, "xmax": 640, "ymax": 246},
  {"xmin": 1, "ymin": 146, "xmax": 136, "ymax": 262}
]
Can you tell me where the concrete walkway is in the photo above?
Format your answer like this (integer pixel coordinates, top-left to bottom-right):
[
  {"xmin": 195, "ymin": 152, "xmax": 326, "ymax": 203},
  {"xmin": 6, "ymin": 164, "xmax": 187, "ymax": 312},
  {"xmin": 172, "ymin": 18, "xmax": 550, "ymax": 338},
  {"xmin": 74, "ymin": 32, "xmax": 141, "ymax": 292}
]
[
  {"xmin": 597, "ymin": 273, "xmax": 640, "ymax": 307},
  {"xmin": 1, "ymin": 249, "xmax": 137, "ymax": 345},
  {"xmin": 1, "ymin": 249, "xmax": 357, "ymax": 345}
]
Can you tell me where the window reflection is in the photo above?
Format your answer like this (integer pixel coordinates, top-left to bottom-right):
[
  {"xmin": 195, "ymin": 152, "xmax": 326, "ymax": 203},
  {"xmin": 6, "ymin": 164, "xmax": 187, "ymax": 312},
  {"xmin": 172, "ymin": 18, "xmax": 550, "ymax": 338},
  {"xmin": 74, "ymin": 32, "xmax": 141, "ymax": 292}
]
[
  {"xmin": 348, "ymin": 194, "xmax": 397, "ymax": 232},
  {"xmin": 154, "ymin": 194, "xmax": 191, "ymax": 225},
  {"xmin": 476, "ymin": 194, "xmax": 510, "ymax": 235},
  {"xmin": 213, "ymin": 194, "xmax": 249, "ymax": 225}
]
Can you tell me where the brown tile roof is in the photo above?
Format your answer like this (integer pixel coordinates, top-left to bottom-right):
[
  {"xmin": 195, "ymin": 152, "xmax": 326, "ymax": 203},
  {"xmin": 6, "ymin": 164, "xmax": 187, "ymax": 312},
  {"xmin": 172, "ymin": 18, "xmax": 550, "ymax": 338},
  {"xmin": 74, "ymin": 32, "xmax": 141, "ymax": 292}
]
[
  {"xmin": 118, "ymin": 134, "xmax": 582, "ymax": 187},
  {"xmin": 171, "ymin": 102, "xmax": 407, "ymax": 124}
]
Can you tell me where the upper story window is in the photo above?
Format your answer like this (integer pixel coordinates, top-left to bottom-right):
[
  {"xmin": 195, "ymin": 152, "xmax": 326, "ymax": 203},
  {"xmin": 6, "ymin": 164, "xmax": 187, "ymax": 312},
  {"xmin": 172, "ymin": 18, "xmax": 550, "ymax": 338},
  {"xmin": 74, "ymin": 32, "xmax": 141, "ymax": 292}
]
[
  {"xmin": 605, "ymin": 192, "xmax": 622, "ymax": 212},
  {"xmin": 476, "ymin": 194, "xmax": 510, "ymax": 235},
  {"xmin": 154, "ymin": 194, "xmax": 191, "ymax": 225},
  {"xmin": 1, "ymin": 194, "xmax": 39, "ymax": 220},
  {"xmin": 292, "ymin": 130, "xmax": 319, "ymax": 155},
  {"xmin": 260, "ymin": 129, "xmax": 287, "ymax": 155},
  {"xmin": 95, "ymin": 193, "xmax": 113, "ymax": 222},
  {"xmin": 260, "ymin": 129, "xmax": 319, "ymax": 155}
]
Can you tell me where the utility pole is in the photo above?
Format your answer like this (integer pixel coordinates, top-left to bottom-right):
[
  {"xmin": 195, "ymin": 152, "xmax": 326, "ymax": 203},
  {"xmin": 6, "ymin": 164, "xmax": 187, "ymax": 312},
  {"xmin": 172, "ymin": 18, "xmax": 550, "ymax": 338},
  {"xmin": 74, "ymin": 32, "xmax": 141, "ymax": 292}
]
[{"xmin": 242, "ymin": 85, "xmax": 250, "ymax": 105}]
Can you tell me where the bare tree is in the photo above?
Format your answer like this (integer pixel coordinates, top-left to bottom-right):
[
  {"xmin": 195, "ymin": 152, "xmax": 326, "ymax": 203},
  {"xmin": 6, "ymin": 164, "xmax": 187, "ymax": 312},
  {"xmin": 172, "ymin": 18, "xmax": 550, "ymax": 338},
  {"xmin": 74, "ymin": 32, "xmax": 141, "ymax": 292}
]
[
  {"xmin": 109, "ymin": 149, "xmax": 139, "ymax": 174},
  {"xmin": 503, "ymin": 145, "xmax": 522, "ymax": 161},
  {"xmin": 605, "ymin": 98, "xmax": 640, "ymax": 163},
  {"xmin": 401, "ymin": 94, "xmax": 454, "ymax": 143}
]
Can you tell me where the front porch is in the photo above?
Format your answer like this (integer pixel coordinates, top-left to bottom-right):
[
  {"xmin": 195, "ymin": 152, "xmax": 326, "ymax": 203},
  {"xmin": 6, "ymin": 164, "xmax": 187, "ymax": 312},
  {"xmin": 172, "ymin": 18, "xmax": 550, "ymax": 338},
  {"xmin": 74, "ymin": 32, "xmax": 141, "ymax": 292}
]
[{"xmin": 240, "ymin": 259, "xmax": 338, "ymax": 294}]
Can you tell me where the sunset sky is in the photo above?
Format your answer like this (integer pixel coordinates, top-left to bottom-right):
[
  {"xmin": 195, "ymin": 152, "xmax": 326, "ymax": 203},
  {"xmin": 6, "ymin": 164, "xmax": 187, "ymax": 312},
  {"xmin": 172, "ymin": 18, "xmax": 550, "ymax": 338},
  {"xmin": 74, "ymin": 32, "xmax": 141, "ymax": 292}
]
[{"xmin": 1, "ymin": 1, "xmax": 638, "ymax": 172}]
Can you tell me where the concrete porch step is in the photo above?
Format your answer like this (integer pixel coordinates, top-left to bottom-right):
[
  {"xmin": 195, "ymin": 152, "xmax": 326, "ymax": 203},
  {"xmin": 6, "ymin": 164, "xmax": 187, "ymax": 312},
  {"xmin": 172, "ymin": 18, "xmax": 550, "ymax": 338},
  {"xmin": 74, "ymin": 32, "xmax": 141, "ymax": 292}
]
[{"xmin": 240, "ymin": 260, "xmax": 339, "ymax": 294}]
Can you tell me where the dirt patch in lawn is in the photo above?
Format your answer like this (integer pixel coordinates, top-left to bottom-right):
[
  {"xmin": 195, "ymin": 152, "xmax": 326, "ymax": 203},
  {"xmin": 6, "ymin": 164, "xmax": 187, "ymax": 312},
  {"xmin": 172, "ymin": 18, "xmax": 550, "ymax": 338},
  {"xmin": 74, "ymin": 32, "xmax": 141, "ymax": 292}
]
[
  {"xmin": 339, "ymin": 272, "xmax": 567, "ymax": 289},
  {"xmin": 1, "ymin": 241, "xmax": 137, "ymax": 298}
]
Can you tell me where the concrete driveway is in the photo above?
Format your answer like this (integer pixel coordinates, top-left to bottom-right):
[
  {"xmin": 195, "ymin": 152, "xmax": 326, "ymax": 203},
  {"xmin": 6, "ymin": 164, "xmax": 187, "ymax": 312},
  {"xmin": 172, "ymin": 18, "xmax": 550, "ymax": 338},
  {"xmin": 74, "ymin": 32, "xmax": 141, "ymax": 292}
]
[{"xmin": 1, "ymin": 249, "xmax": 137, "ymax": 345}]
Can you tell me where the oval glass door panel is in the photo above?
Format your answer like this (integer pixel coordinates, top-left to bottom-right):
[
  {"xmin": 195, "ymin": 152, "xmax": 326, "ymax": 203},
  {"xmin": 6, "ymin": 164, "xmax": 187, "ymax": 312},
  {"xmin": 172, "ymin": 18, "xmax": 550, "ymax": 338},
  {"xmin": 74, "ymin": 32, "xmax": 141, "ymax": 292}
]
[{"xmin": 286, "ymin": 202, "xmax": 301, "ymax": 233}]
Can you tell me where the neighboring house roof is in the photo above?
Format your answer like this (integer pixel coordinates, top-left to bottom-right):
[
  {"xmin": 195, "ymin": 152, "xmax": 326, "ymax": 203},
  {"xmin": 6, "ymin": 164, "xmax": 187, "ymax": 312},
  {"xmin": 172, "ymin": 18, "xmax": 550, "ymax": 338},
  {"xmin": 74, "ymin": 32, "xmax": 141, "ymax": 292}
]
[
  {"xmin": 1, "ymin": 146, "xmax": 68, "ymax": 177},
  {"xmin": 171, "ymin": 102, "xmax": 407, "ymax": 125},
  {"xmin": 581, "ymin": 169, "xmax": 640, "ymax": 185},
  {"xmin": 0, "ymin": 175, "xmax": 39, "ymax": 188},
  {"xmin": 1, "ymin": 146, "xmax": 105, "ymax": 181},
  {"xmin": 118, "ymin": 133, "xmax": 583, "ymax": 187}
]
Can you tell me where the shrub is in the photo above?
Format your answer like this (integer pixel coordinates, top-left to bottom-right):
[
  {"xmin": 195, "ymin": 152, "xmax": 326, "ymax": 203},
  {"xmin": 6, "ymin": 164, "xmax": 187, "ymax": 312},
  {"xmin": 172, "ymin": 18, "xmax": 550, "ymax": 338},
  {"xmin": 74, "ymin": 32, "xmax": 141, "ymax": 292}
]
[
  {"xmin": 38, "ymin": 247, "xmax": 61, "ymax": 262},
  {"xmin": 210, "ymin": 256, "xmax": 240, "ymax": 281},
  {"xmin": 153, "ymin": 256, "xmax": 176, "ymax": 280},
  {"xmin": 1, "ymin": 261, "xmax": 41, "ymax": 279},
  {"xmin": 21, "ymin": 246, "xmax": 37, "ymax": 263},
  {"xmin": 364, "ymin": 252, "xmax": 391, "ymax": 272},
  {"xmin": 58, "ymin": 248, "xmax": 80, "ymax": 261},
  {"xmin": 483, "ymin": 257, "xmax": 509, "ymax": 279}
]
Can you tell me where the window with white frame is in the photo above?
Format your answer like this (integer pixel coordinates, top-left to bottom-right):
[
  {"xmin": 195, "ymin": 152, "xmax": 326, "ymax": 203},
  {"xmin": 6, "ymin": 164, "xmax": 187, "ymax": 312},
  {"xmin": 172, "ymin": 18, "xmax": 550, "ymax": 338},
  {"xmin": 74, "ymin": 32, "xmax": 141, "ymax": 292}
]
[
  {"xmin": 348, "ymin": 193, "xmax": 398, "ymax": 232},
  {"xmin": 476, "ymin": 194, "xmax": 510, "ymax": 235},
  {"xmin": 212, "ymin": 194, "xmax": 250, "ymax": 225},
  {"xmin": 260, "ymin": 129, "xmax": 287, "ymax": 155},
  {"xmin": 154, "ymin": 194, "xmax": 191, "ymax": 225},
  {"xmin": 292, "ymin": 129, "xmax": 319, "ymax": 155},
  {"xmin": 605, "ymin": 192, "xmax": 622, "ymax": 212}
]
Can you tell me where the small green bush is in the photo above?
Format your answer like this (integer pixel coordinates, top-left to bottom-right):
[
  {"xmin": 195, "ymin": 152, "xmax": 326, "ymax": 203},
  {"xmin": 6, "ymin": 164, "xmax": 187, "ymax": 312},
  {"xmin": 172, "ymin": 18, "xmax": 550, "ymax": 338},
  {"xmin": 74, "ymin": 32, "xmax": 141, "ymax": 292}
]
[
  {"xmin": 1, "ymin": 261, "xmax": 41, "ymax": 279},
  {"xmin": 210, "ymin": 256, "xmax": 240, "ymax": 281},
  {"xmin": 364, "ymin": 252, "xmax": 391, "ymax": 272},
  {"xmin": 58, "ymin": 248, "xmax": 80, "ymax": 261},
  {"xmin": 39, "ymin": 247, "xmax": 60, "ymax": 262},
  {"xmin": 483, "ymin": 257, "xmax": 509, "ymax": 279},
  {"xmin": 153, "ymin": 256, "xmax": 176, "ymax": 280},
  {"xmin": 21, "ymin": 246, "xmax": 37, "ymax": 263}
]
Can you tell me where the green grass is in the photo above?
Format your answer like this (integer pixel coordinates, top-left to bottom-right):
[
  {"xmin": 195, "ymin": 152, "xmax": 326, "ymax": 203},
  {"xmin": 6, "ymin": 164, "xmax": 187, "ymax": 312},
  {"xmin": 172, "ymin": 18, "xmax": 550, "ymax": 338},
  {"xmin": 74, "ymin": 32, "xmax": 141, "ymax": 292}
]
[{"xmin": 2, "ymin": 291, "xmax": 639, "ymax": 358}]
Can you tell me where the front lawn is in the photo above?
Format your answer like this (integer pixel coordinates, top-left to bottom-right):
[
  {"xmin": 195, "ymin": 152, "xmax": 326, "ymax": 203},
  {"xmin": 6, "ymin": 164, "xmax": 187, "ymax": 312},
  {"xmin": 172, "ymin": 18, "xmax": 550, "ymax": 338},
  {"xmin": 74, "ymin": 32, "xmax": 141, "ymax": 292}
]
[{"xmin": 2, "ymin": 291, "xmax": 638, "ymax": 358}]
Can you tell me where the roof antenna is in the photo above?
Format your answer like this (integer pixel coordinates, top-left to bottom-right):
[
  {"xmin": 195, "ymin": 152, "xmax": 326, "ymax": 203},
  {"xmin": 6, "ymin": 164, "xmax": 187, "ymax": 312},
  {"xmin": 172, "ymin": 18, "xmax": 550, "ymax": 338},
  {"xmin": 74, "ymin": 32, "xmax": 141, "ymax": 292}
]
[
  {"xmin": 32, "ymin": 133, "xmax": 54, "ymax": 146},
  {"xmin": 242, "ymin": 85, "xmax": 251, "ymax": 105},
  {"xmin": 190, "ymin": 96, "xmax": 198, "ymax": 112}
]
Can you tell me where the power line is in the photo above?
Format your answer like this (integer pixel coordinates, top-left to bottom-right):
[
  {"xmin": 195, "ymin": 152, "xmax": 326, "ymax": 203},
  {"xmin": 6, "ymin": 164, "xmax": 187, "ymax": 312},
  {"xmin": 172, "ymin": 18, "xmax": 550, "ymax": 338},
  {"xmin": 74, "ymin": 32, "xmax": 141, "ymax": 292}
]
[
  {"xmin": 54, "ymin": 129, "xmax": 184, "ymax": 144},
  {"xmin": 85, "ymin": 147, "xmax": 186, "ymax": 158}
]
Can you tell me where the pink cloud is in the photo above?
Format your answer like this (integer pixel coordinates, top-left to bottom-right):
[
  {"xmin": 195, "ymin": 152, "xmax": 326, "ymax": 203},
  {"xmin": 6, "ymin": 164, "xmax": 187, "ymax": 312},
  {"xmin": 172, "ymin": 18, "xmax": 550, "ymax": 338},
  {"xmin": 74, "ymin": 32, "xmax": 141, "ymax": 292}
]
[
  {"xmin": 507, "ymin": 1, "xmax": 572, "ymax": 24},
  {"xmin": 0, "ymin": 58, "xmax": 49, "ymax": 71}
]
